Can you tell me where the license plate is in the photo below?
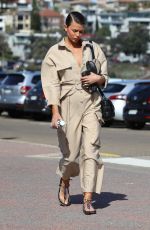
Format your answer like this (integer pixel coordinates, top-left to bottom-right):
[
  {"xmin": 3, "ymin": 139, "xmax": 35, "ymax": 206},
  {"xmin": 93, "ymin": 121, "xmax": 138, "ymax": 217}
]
[
  {"xmin": 4, "ymin": 89, "xmax": 12, "ymax": 94},
  {"xmin": 30, "ymin": 96, "xmax": 37, "ymax": 100},
  {"xmin": 128, "ymin": 110, "xmax": 137, "ymax": 115}
]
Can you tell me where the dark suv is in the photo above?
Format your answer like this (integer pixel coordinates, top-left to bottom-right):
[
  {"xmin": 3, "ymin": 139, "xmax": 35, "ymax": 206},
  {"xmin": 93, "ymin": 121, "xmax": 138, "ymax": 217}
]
[
  {"xmin": 24, "ymin": 80, "xmax": 51, "ymax": 120},
  {"xmin": 123, "ymin": 81, "xmax": 150, "ymax": 129},
  {"xmin": 0, "ymin": 71, "xmax": 41, "ymax": 117}
]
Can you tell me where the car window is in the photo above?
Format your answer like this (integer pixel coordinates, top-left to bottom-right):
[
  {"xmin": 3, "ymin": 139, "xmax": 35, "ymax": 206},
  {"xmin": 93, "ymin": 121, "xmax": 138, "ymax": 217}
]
[
  {"xmin": 3, "ymin": 74, "xmax": 24, "ymax": 85},
  {"xmin": 35, "ymin": 80, "xmax": 42, "ymax": 89},
  {"xmin": 0, "ymin": 74, "xmax": 7, "ymax": 82},
  {"xmin": 31, "ymin": 75, "xmax": 41, "ymax": 84},
  {"xmin": 132, "ymin": 83, "xmax": 150, "ymax": 94},
  {"xmin": 103, "ymin": 83, "xmax": 125, "ymax": 93}
]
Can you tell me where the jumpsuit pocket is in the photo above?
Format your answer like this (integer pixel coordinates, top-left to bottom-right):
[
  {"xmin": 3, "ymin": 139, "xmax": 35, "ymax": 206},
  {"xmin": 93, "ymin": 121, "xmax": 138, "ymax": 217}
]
[
  {"xmin": 60, "ymin": 95, "xmax": 70, "ymax": 134},
  {"xmin": 56, "ymin": 64, "xmax": 72, "ymax": 80},
  {"xmin": 90, "ymin": 111, "xmax": 102, "ymax": 147}
]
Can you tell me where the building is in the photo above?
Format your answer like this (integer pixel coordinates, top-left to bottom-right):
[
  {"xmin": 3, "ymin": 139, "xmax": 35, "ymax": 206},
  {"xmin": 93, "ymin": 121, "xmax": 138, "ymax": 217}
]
[
  {"xmin": 0, "ymin": 14, "xmax": 14, "ymax": 32},
  {"xmin": 0, "ymin": 16, "xmax": 5, "ymax": 32},
  {"xmin": 98, "ymin": 11, "xmax": 126, "ymax": 37},
  {"xmin": 14, "ymin": 1, "xmax": 32, "ymax": 32},
  {"xmin": 121, "ymin": 10, "xmax": 150, "ymax": 33},
  {"xmin": 39, "ymin": 9, "xmax": 64, "ymax": 32}
]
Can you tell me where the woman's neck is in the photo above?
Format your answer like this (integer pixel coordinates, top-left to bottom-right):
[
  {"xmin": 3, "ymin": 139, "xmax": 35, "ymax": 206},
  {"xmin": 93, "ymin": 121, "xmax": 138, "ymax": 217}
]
[{"xmin": 65, "ymin": 37, "xmax": 82, "ymax": 49}]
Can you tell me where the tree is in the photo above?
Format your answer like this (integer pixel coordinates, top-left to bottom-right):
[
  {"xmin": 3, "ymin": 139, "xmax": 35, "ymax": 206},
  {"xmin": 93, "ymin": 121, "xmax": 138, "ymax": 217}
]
[
  {"xmin": 128, "ymin": 2, "xmax": 138, "ymax": 12},
  {"xmin": 0, "ymin": 33, "xmax": 12, "ymax": 59},
  {"xmin": 27, "ymin": 36, "xmax": 57, "ymax": 61},
  {"xmin": 31, "ymin": 0, "xmax": 41, "ymax": 32},
  {"xmin": 111, "ymin": 25, "xmax": 149, "ymax": 56},
  {"xmin": 94, "ymin": 25, "xmax": 111, "ymax": 43},
  {"xmin": 143, "ymin": 2, "xmax": 150, "ymax": 9}
]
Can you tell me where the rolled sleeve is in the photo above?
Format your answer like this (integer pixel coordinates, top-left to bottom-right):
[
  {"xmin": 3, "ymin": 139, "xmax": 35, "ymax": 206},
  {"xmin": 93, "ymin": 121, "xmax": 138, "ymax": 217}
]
[
  {"xmin": 41, "ymin": 57, "xmax": 60, "ymax": 106},
  {"xmin": 100, "ymin": 58, "xmax": 108, "ymax": 88},
  {"xmin": 96, "ymin": 44, "xmax": 109, "ymax": 88}
]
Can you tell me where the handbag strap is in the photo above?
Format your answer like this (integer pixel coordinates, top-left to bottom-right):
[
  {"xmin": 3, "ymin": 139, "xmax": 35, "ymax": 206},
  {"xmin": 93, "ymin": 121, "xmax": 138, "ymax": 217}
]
[
  {"xmin": 84, "ymin": 41, "xmax": 95, "ymax": 60},
  {"xmin": 97, "ymin": 86, "xmax": 106, "ymax": 99},
  {"xmin": 86, "ymin": 41, "xmax": 106, "ymax": 99}
]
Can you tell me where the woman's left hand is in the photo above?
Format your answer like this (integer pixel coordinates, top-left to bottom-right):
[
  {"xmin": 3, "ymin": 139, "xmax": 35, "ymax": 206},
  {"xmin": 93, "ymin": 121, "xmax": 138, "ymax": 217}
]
[{"xmin": 81, "ymin": 72, "xmax": 104, "ymax": 85}]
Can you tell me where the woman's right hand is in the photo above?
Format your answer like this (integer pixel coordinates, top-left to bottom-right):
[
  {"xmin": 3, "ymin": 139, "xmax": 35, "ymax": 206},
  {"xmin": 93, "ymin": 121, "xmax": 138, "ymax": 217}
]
[
  {"xmin": 51, "ymin": 112, "xmax": 62, "ymax": 129},
  {"xmin": 51, "ymin": 105, "xmax": 62, "ymax": 129}
]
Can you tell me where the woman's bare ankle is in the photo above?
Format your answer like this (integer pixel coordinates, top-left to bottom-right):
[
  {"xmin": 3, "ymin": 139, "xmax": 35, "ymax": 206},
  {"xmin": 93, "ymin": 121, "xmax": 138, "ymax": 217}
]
[{"xmin": 83, "ymin": 192, "xmax": 92, "ymax": 201}]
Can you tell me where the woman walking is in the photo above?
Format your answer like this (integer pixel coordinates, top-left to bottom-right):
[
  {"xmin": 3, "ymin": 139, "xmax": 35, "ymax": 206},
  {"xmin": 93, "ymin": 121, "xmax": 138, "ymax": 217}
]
[{"xmin": 41, "ymin": 11, "xmax": 108, "ymax": 215}]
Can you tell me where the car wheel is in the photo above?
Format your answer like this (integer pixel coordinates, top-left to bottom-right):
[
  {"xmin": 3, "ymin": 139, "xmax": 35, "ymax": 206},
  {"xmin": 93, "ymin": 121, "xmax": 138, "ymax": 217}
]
[
  {"xmin": 8, "ymin": 111, "xmax": 24, "ymax": 118},
  {"xmin": 125, "ymin": 121, "xmax": 145, "ymax": 130},
  {"xmin": 31, "ymin": 113, "xmax": 45, "ymax": 121},
  {"xmin": 102, "ymin": 120, "xmax": 113, "ymax": 127}
]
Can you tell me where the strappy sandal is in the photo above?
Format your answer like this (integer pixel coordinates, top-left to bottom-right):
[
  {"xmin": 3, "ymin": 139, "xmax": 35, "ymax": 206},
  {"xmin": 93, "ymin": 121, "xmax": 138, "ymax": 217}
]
[
  {"xmin": 83, "ymin": 198, "xmax": 96, "ymax": 215},
  {"xmin": 58, "ymin": 178, "xmax": 71, "ymax": 206}
]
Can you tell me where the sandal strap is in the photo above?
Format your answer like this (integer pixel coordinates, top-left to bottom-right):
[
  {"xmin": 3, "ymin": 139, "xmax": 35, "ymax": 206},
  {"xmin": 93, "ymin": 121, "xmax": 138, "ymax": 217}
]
[
  {"xmin": 83, "ymin": 198, "xmax": 96, "ymax": 214},
  {"xmin": 58, "ymin": 178, "xmax": 71, "ymax": 206},
  {"xmin": 83, "ymin": 199, "xmax": 92, "ymax": 205},
  {"xmin": 59, "ymin": 178, "xmax": 70, "ymax": 188}
]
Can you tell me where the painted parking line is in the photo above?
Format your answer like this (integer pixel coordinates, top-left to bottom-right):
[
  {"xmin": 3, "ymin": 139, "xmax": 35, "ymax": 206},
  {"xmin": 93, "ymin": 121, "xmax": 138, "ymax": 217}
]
[
  {"xmin": 26, "ymin": 152, "xmax": 120, "ymax": 159},
  {"xmin": 103, "ymin": 157, "xmax": 150, "ymax": 168},
  {"xmin": 26, "ymin": 153, "xmax": 150, "ymax": 168},
  {"xmin": 101, "ymin": 152, "xmax": 120, "ymax": 157},
  {"xmin": 0, "ymin": 139, "xmax": 59, "ymax": 149},
  {"xmin": 26, "ymin": 153, "xmax": 61, "ymax": 159}
]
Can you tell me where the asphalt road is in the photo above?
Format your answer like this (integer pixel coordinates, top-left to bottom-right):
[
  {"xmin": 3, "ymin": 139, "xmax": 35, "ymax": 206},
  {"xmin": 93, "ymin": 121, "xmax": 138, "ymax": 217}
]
[
  {"xmin": 0, "ymin": 115, "xmax": 150, "ymax": 230},
  {"xmin": 0, "ymin": 114, "xmax": 150, "ymax": 157}
]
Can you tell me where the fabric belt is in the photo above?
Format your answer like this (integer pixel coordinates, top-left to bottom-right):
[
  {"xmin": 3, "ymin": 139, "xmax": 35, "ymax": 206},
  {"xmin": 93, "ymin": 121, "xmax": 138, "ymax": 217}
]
[
  {"xmin": 60, "ymin": 81, "xmax": 83, "ymax": 99},
  {"xmin": 60, "ymin": 81, "xmax": 83, "ymax": 91}
]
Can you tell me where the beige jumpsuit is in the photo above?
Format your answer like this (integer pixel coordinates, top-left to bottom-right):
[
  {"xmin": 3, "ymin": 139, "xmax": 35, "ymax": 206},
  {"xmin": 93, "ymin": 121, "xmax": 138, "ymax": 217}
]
[{"xmin": 41, "ymin": 39, "xmax": 108, "ymax": 194}]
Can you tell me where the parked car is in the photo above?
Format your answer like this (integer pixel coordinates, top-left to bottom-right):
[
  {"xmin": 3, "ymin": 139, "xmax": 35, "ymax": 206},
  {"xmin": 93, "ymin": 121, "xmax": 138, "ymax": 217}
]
[
  {"xmin": 24, "ymin": 80, "xmax": 51, "ymax": 120},
  {"xmin": 0, "ymin": 72, "xmax": 8, "ymax": 114},
  {"xmin": 0, "ymin": 71, "xmax": 41, "ymax": 117},
  {"xmin": 111, "ymin": 52, "xmax": 139, "ymax": 63},
  {"xmin": 103, "ymin": 79, "xmax": 139, "ymax": 121},
  {"xmin": 123, "ymin": 81, "xmax": 150, "ymax": 129},
  {"xmin": 0, "ymin": 71, "xmax": 7, "ymax": 84},
  {"xmin": 108, "ymin": 78, "xmax": 122, "ymax": 82}
]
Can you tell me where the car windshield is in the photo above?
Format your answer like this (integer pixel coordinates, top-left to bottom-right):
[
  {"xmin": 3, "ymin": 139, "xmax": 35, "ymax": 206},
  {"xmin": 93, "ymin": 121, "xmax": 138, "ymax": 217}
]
[
  {"xmin": 3, "ymin": 74, "xmax": 24, "ymax": 85},
  {"xmin": 103, "ymin": 83, "xmax": 125, "ymax": 93}
]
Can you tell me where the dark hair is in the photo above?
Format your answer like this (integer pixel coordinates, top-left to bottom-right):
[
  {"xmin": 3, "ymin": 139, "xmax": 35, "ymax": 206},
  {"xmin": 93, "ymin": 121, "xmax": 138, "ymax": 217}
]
[{"xmin": 65, "ymin": 11, "xmax": 86, "ymax": 27}]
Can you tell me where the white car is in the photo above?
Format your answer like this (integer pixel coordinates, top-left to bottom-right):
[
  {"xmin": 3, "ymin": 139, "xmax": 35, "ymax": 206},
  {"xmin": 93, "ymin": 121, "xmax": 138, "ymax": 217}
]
[{"xmin": 103, "ymin": 79, "xmax": 139, "ymax": 121}]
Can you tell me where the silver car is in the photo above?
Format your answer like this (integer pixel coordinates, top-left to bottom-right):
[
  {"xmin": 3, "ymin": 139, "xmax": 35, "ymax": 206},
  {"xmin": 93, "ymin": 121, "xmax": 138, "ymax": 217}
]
[
  {"xmin": 103, "ymin": 79, "xmax": 140, "ymax": 121},
  {"xmin": 0, "ymin": 70, "xmax": 41, "ymax": 117}
]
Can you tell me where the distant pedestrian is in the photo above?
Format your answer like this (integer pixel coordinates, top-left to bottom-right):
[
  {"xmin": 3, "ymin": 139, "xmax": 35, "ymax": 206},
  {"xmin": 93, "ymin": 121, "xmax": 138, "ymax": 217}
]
[{"xmin": 41, "ymin": 11, "xmax": 108, "ymax": 215}]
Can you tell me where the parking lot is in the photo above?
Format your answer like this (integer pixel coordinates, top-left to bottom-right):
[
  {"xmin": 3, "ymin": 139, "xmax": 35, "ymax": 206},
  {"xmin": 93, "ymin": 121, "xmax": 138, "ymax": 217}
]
[{"xmin": 0, "ymin": 71, "xmax": 150, "ymax": 130}]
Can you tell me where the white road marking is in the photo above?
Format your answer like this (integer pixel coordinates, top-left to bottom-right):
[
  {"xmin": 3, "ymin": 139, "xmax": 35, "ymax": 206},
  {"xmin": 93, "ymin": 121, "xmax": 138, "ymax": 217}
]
[
  {"xmin": 26, "ymin": 153, "xmax": 150, "ymax": 168},
  {"xmin": 0, "ymin": 139, "xmax": 59, "ymax": 149},
  {"xmin": 1, "ymin": 138, "xmax": 149, "ymax": 168},
  {"xmin": 103, "ymin": 157, "xmax": 150, "ymax": 168},
  {"xmin": 26, "ymin": 153, "xmax": 61, "ymax": 159}
]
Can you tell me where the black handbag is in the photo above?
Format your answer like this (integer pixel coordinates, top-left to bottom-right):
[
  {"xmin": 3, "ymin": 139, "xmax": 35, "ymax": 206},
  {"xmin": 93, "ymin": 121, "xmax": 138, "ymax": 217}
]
[
  {"xmin": 97, "ymin": 87, "xmax": 115, "ymax": 121},
  {"xmin": 82, "ymin": 42, "xmax": 115, "ymax": 121}
]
